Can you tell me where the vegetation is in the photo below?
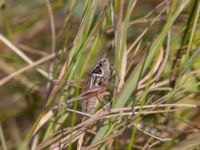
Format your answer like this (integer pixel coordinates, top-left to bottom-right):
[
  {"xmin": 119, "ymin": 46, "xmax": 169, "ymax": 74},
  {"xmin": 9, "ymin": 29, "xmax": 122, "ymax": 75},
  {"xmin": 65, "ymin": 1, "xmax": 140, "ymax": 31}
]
[{"xmin": 0, "ymin": 0, "xmax": 200, "ymax": 149}]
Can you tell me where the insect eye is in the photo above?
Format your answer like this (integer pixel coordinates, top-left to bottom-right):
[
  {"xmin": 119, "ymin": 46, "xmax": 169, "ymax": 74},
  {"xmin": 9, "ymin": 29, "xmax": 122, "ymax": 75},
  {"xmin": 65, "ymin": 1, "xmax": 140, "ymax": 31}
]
[
  {"xmin": 99, "ymin": 62, "xmax": 103, "ymax": 67},
  {"xmin": 99, "ymin": 59, "xmax": 106, "ymax": 66}
]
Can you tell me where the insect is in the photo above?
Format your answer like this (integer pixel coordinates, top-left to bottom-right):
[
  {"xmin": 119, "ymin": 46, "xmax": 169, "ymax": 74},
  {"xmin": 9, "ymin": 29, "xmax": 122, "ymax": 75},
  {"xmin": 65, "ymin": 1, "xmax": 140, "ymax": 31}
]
[{"xmin": 81, "ymin": 58, "xmax": 111, "ymax": 114}]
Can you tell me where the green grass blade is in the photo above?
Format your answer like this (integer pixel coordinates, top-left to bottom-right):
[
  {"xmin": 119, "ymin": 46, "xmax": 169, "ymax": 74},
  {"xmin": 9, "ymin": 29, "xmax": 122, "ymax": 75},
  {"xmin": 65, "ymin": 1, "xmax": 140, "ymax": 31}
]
[{"xmin": 0, "ymin": 124, "xmax": 8, "ymax": 150}]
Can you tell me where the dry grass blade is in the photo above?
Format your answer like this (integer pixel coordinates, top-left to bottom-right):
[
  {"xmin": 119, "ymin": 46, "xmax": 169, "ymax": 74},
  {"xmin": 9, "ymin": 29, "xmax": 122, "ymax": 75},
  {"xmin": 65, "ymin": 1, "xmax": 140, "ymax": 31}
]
[
  {"xmin": 0, "ymin": 51, "xmax": 56, "ymax": 86},
  {"xmin": 0, "ymin": 33, "xmax": 50, "ymax": 78},
  {"xmin": 36, "ymin": 103, "xmax": 198, "ymax": 149}
]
